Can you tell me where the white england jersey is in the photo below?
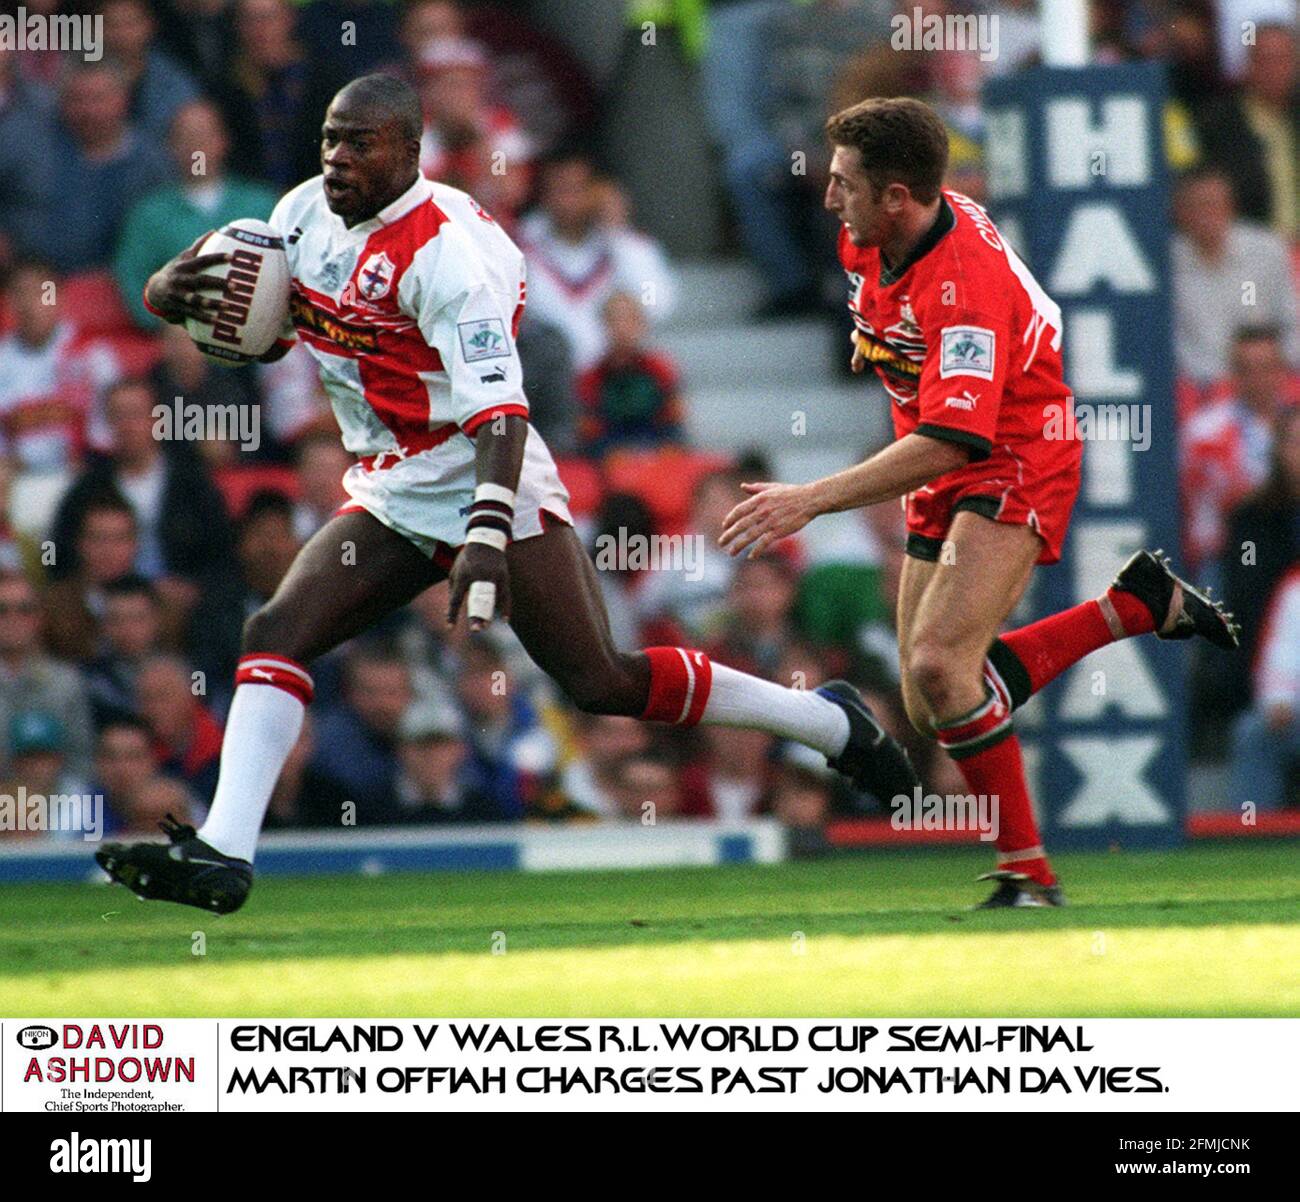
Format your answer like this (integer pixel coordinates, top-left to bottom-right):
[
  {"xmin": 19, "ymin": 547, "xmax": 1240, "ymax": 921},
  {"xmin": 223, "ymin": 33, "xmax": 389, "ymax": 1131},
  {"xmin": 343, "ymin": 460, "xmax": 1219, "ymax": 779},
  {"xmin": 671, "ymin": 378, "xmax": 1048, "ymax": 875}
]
[{"xmin": 268, "ymin": 174, "xmax": 570, "ymax": 556}]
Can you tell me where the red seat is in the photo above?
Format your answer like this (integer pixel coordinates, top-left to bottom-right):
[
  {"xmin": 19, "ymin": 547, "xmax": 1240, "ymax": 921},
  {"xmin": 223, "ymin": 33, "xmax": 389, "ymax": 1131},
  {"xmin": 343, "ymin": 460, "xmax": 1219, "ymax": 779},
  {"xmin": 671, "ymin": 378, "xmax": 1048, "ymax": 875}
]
[
  {"xmin": 213, "ymin": 464, "xmax": 300, "ymax": 519},
  {"xmin": 601, "ymin": 446, "xmax": 730, "ymax": 534},
  {"xmin": 553, "ymin": 456, "xmax": 604, "ymax": 518}
]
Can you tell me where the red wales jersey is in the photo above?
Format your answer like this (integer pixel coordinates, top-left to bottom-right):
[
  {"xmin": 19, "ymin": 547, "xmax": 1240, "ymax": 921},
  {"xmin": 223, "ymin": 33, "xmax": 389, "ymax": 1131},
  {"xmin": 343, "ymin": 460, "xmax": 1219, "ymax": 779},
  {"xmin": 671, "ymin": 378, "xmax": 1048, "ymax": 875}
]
[{"xmin": 840, "ymin": 189, "xmax": 1070, "ymax": 461}]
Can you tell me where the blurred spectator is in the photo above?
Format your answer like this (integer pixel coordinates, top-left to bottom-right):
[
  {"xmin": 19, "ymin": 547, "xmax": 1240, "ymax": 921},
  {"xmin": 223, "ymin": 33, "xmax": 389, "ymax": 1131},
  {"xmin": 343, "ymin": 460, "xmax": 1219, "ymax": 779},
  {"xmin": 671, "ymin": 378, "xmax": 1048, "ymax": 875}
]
[
  {"xmin": 589, "ymin": 491, "xmax": 658, "ymax": 652},
  {"xmin": 82, "ymin": 574, "xmax": 164, "ymax": 727},
  {"xmin": 213, "ymin": 0, "xmax": 344, "ymax": 190},
  {"xmin": 706, "ymin": 555, "xmax": 799, "ymax": 681},
  {"xmin": 576, "ymin": 292, "xmax": 685, "ymax": 457},
  {"xmin": 456, "ymin": 639, "xmax": 559, "ymax": 819},
  {"xmin": 153, "ymin": 0, "xmax": 239, "ymax": 86},
  {"xmin": 100, "ymin": 0, "xmax": 201, "ymax": 142},
  {"xmin": 1215, "ymin": 1, "xmax": 1295, "ymax": 80},
  {"xmin": 0, "ymin": 456, "xmax": 47, "ymax": 583},
  {"xmin": 609, "ymin": 753, "xmax": 682, "ymax": 822},
  {"xmin": 395, "ymin": 0, "xmax": 467, "ymax": 71},
  {"xmin": 560, "ymin": 712, "xmax": 652, "ymax": 817},
  {"xmin": 700, "ymin": 0, "xmax": 823, "ymax": 318},
  {"xmin": 311, "ymin": 641, "xmax": 412, "ymax": 814},
  {"xmin": 393, "ymin": 697, "xmax": 501, "ymax": 823},
  {"xmin": 134, "ymin": 653, "xmax": 223, "ymax": 799},
  {"xmin": 292, "ymin": 431, "xmax": 351, "ymax": 542},
  {"xmin": 515, "ymin": 312, "xmax": 578, "ymax": 455},
  {"xmin": 51, "ymin": 379, "xmax": 236, "ymax": 620},
  {"xmin": 1196, "ymin": 22, "xmax": 1297, "ymax": 235},
  {"xmin": 188, "ymin": 489, "xmax": 301, "ymax": 689},
  {"xmin": 697, "ymin": 725, "xmax": 773, "ymax": 820},
  {"xmin": 767, "ymin": 750, "xmax": 837, "ymax": 853},
  {"xmin": 27, "ymin": 62, "xmax": 172, "ymax": 273},
  {"xmin": 0, "ymin": 571, "xmax": 94, "ymax": 778},
  {"xmin": 147, "ymin": 325, "xmax": 263, "ymax": 469},
  {"xmin": 4, "ymin": 710, "xmax": 91, "ymax": 804},
  {"xmin": 115, "ymin": 100, "xmax": 278, "ymax": 330},
  {"xmin": 416, "ymin": 37, "xmax": 533, "ymax": 225},
  {"xmin": 263, "ymin": 711, "xmax": 348, "ymax": 829},
  {"xmin": 8, "ymin": 0, "xmax": 67, "ymax": 95},
  {"xmin": 92, "ymin": 714, "xmax": 164, "ymax": 832},
  {"xmin": 130, "ymin": 773, "xmax": 199, "ymax": 831},
  {"xmin": 1171, "ymin": 167, "xmax": 1299, "ymax": 383},
  {"xmin": 518, "ymin": 153, "xmax": 676, "ymax": 371},
  {"xmin": 0, "ymin": 259, "xmax": 122, "ymax": 536},
  {"xmin": 637, "ymin": 467, "xmax": 745, "ymax": 643},
  {"xmin": 1212, "ymin": 406, "xmax": 1300, "ymax": 728},
  {"xmin": 1182, "ymin": 327, "xmax": 1293, "ymax": 575},
  {"xmin": 1228, "ymin": 561, "xmax": 1300, "ymax": 807},
  {"xmin": 0, "ymin": 49, "xmax": 58, "ymax": 266},
  {"xmin": 41, "ymin": 492, "xmax": 139, "ymax": 661}
]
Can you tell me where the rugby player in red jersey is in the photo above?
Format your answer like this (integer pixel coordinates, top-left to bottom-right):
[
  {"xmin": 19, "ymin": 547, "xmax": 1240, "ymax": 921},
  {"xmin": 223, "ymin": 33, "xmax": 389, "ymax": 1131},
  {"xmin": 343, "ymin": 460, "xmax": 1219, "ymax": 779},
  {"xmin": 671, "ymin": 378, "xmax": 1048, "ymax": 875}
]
[
  {"xmin": 721, "ymin": 98, "xmax": 1239, "ymax": 906},
  {"xmin": 96, "ymin": 76, "xmax": 923, "ymax": 914}
]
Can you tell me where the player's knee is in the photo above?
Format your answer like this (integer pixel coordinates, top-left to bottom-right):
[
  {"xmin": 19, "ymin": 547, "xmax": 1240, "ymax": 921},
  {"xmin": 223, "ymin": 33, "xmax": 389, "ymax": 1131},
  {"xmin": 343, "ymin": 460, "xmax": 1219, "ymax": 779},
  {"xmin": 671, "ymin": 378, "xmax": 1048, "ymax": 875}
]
[{"xmin": 907, "ymin": 639, "xmax": 974, "ymax": 717}]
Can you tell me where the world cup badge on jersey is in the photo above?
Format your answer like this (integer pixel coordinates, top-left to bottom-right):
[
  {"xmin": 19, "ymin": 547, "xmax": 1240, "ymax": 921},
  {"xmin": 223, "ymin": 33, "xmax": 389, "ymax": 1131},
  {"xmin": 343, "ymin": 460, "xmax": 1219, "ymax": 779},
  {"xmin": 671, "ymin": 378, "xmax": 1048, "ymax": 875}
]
[{"xmin": 357, "ymin": 251, "xmax": 397, "ymax": 301}]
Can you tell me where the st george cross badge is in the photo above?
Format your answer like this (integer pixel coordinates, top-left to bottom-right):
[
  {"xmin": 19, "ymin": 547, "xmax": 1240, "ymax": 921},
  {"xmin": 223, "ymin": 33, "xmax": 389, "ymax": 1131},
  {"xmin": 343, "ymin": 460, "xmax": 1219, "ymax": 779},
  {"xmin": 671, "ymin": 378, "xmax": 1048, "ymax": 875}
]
[{"xmin": 357, "ymin": 251, "xmax": 396, "ymax": 301}]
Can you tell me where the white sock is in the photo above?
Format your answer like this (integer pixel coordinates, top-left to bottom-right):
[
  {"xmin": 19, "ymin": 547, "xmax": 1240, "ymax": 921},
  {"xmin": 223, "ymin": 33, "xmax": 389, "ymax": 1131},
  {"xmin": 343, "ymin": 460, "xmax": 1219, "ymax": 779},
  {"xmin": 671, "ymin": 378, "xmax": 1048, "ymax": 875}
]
[
  {"xmin": 700, "ymin": 662, "xmax": 850, "ymax": 757},
  {"xmin": 198, "ymin": 684, "xmax": 305, "ymax": 862}
]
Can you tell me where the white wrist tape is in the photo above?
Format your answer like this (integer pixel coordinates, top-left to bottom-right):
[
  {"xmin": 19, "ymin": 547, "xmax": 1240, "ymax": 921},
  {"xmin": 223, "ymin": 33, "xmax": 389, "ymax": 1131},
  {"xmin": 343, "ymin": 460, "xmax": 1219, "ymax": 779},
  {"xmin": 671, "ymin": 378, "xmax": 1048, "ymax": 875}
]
[
  {"xmin": 467, "ymin": 580, "xmax": 496, "ymax": 622},
  {"xmin": 464, "ymin": 526, "xmax": 509, "ymax": 552},
  {"xmin": 474, "ymin": 483, "xmax": 516, "ymax": 508}
]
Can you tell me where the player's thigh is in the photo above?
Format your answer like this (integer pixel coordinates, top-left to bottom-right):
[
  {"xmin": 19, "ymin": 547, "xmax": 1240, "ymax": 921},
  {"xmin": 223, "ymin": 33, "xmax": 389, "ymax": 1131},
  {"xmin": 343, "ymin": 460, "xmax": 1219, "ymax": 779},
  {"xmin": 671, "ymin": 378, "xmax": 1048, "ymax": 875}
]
[
  {"xmin": 248, "ymin": 510, "xmax": 445, "ymax": 662},
  {"xmin": 506, "ymin": 523, "xmax": 646, "ymax": 710},
  {"xmin": 910, "ymin": 511, "xmax": 1039, "ymax": 667}
]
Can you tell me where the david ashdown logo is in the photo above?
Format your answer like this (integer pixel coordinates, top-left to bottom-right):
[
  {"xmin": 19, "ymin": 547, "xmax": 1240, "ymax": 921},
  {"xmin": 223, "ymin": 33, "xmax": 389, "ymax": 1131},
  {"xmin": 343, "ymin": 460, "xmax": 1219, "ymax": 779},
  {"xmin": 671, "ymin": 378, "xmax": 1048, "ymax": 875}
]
[
  {"xmin": 50, "ymin": 1133, "xmax": 151, "ymax": 1184},
  {"xmin": 19, "ymin": 1025, "xmax": 58, "ymax": 1051},
  {"xmin": 891, "ymin": 787, "xmax": 999, "ymax": 841}
]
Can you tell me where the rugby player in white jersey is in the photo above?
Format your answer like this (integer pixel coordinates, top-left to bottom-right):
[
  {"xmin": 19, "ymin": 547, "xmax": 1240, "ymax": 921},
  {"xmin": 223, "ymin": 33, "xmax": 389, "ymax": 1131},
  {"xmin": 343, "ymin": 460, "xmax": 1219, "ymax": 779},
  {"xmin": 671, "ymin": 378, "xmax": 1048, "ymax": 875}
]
[{"xmin": 96, "ymin": 76, "xmax": 919, "ymax": 914}]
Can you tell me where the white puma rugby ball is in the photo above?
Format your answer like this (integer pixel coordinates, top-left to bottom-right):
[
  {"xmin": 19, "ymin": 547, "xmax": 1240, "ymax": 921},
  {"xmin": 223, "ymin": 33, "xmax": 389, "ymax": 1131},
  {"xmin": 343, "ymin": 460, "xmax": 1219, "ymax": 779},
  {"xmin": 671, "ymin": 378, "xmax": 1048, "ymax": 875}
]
[{"xmin": 184, "ymin": 219, "xmax": 291, "ymax": 366}]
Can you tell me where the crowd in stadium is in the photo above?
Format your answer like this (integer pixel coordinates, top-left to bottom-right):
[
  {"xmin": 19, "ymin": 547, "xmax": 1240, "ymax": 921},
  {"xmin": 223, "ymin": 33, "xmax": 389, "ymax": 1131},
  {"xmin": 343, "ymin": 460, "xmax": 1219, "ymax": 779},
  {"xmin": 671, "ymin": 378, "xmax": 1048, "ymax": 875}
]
[{"xmin": 0, "ymin": 0, "xmax": 1295, "ymax": 844}]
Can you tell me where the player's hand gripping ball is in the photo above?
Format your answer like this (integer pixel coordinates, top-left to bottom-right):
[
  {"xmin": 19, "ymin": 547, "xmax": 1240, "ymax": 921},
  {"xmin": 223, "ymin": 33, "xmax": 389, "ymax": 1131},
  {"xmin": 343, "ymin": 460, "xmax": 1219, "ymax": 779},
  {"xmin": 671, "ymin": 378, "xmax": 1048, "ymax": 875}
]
[{"xmin": 148, "ymin": 220, "xmax": 291, "ymax": 366}]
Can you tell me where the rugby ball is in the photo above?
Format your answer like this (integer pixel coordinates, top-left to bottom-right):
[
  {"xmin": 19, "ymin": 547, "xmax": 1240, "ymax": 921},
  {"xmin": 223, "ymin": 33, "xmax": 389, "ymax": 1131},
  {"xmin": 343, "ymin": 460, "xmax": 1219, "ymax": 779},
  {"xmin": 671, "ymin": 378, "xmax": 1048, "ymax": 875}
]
[{"xmin": 184, "ymin": 219, "xmax": 291, "ymax": 366}]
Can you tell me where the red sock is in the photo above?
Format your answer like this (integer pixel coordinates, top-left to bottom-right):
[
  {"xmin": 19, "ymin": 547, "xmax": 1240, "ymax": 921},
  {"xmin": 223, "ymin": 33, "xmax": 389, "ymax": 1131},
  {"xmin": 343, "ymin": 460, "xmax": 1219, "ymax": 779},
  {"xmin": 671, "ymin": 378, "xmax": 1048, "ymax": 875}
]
[
  {"xmin": 640, "ymin": 647, "xmax": 713, "ymax": 726},
  {"xmin": 936, "ymin": 693, "xmax": 1054, "ymax": 886},
  {"xmin": 990, "ymin": 589, "xmax": 1156, "ymax": 704}
]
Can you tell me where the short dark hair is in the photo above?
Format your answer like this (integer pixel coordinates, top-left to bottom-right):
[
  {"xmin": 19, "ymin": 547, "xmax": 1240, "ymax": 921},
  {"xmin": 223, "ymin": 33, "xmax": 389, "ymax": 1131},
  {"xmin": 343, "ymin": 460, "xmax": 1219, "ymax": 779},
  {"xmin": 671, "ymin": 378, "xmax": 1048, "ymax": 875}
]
[
  {"xmin": 334, "ymin": 73, "xmax": 423, "ymax": 143},
  {"xmin": 825, "ymin": 97, "xmax": 949, "ymax": 204},
  {"xmin": 1232, "ymin": 325, "xmax": 1281, "ymax": 347},
  {"xmin": 80, "ymin": 490, "xmax": 137, "ymax": 530},
  {"xmin": 103, "ymin": 573, "xmax": 158, "ymax": 603}
]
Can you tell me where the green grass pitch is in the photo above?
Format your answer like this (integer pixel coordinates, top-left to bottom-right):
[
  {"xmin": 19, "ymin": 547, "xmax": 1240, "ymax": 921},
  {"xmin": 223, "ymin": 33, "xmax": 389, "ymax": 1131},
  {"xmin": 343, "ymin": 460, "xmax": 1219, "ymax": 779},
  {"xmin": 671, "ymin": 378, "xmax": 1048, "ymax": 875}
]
[{"xmin": 1, "ymin": 843, "xmax": 1297, "ymax": 1017}]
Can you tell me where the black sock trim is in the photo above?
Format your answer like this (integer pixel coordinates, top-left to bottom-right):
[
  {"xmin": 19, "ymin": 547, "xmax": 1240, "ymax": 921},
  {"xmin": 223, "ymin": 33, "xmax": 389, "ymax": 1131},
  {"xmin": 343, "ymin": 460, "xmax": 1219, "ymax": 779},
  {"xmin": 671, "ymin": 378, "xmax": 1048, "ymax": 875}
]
[{"xmin": 988, "ymin": 637, "xmax": 1033, "ymax": 710}]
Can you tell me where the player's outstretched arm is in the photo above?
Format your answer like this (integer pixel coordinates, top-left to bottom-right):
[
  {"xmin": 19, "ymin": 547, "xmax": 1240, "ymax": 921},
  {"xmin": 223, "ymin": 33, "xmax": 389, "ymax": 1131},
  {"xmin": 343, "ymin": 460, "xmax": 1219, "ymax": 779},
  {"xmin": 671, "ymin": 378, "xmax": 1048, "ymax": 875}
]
[
  {"xmin": 447, "ymin": 413, "xmax": 528, "ymax": 631},
  {"xmin": 718, "ymin": 432, "xmax": 968, "ymax": 558}
]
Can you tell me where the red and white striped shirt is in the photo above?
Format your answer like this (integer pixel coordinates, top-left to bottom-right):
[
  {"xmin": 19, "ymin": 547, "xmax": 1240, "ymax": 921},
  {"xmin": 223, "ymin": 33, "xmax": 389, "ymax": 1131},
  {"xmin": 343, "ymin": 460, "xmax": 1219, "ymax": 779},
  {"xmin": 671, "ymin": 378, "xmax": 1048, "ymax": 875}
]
[{"xmin": 269, "ymin": 174, "xmax": 528, "ymax": 465}]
